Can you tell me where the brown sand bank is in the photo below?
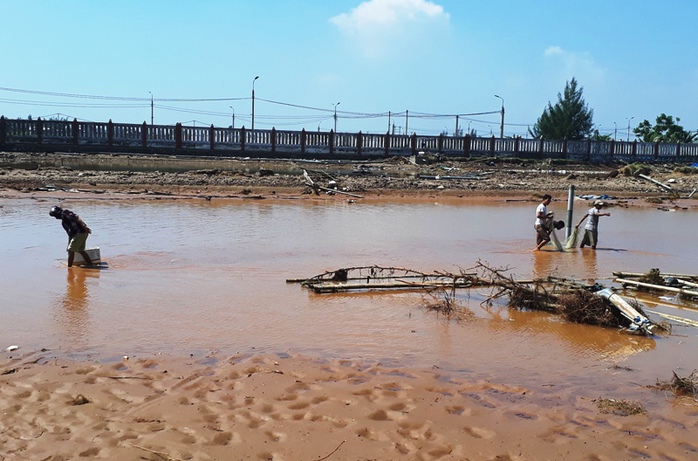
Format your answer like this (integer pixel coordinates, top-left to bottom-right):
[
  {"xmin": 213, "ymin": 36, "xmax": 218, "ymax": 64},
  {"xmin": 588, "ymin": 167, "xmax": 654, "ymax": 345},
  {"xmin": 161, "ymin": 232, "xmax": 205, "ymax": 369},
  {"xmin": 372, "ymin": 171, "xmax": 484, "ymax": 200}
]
[
  {"xmin": 3, "ymin": 350, "xmax": 698, "ymax": 461},
  {"xmin": 2, "ymin": 151, "xmax": 698, "ymax": 204}
]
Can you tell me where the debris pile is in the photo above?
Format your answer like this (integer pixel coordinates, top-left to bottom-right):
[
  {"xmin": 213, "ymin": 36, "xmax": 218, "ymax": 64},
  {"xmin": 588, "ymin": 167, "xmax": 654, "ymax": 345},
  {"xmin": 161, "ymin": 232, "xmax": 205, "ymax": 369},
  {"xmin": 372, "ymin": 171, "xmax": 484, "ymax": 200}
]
[
  {"xmin": 289, "ymin": 262, "xmax": 670, "ymax": 336},
  {"xmin": 652, "ymin": 371, "xmax": 698, "ymax": 399}
]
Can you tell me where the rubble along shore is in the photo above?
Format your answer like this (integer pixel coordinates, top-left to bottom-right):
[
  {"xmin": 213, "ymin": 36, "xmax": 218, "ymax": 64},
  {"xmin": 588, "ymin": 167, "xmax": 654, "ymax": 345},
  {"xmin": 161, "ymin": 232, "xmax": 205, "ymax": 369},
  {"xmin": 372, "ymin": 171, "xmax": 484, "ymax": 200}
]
[{"xmin": 1, "ymin": 151, "xmax": 697, "ymax": 205}]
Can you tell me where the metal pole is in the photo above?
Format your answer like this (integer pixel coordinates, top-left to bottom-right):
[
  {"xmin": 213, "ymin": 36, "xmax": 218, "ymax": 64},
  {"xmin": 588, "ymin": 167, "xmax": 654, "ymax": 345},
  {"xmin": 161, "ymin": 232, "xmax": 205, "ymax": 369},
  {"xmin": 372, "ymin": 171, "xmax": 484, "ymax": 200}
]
[
  {"xmin": 566, "ymin": 185, "xmax": 575, "ymax": 240},
  {"xmin": 494, "ymin": 94, "xmax": 504, "ymax": 138},
  {"xmin": 149, "ymin": 91, "xmax": 153, "ymax": 125},
  {"xmin": 387, "ymin": 111, "xmax": 391, "ymax": 132},
  {"xmin": 626, "ymin": 116, "xmax": 634, "ymax": 142},
  {"xmin": 333, "ymin": 102, "xmax": 340, "ymax": 132},
  {"xmin": 229, "ymin": 106, "xmax": 235, "ymax": 130},
  {"xmin": 455, "ymin": 115, "xmax": 459, "ymax": 137},
  {"xmin": 405, "ymin": 110, "xmax": 408, "ymax": 135},
  {"xmin": 252, "ymin": 76, "xmax": 259, "ymax": 130}
]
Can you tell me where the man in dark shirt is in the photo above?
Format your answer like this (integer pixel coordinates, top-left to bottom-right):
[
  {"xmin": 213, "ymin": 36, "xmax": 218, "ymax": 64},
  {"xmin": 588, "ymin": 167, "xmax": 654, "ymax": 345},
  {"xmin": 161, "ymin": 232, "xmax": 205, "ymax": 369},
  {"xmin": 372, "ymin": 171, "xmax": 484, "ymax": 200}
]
[{"xmin": 49, "ymin": 206, "xmax": 94, "ymax": 267}]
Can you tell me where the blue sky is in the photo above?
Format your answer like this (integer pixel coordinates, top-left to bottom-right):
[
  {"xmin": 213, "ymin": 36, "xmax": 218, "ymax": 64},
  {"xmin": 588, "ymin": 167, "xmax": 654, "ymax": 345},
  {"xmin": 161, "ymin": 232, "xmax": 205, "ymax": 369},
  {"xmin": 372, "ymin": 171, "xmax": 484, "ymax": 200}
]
[{"xmin": 1, "ymin": 0, "xmax": 696, "ymax": 139}]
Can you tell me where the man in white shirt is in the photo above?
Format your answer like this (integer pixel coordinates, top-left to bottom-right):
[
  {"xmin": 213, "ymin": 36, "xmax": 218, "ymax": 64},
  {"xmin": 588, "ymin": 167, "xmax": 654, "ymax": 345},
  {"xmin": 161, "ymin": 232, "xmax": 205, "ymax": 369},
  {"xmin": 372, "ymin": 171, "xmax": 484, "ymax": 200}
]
[{"xmin": 534, "ymin": 194, "xmax": 553, "ymax": 251}]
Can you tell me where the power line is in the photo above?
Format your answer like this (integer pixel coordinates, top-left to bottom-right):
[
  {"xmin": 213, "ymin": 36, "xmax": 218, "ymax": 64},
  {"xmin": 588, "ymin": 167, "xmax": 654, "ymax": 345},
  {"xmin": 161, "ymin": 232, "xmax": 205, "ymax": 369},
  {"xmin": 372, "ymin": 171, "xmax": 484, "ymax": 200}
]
[
  {"xmin": 0, "ymin": 85, "xmax": 519, "ymax": 134},
  {"xmin": 0, "ymin": 86, "xmax": 248, "ymax": 102}
]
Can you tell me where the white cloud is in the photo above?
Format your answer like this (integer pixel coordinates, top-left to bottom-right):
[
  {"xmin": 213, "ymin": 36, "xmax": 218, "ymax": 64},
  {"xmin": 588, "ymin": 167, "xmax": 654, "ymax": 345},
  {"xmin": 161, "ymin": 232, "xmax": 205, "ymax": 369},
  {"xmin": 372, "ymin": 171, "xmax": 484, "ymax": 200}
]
[
  {"xmin": 543, "ymin": 46, "xmax": 605, "ymax": 86},
  {"xmin": 330, "ymin": 0, "xmax": 450, "ymax": 59},
  {"xmin": 544, "ymin": 46, "xmax": 563, "ymax": 57}
]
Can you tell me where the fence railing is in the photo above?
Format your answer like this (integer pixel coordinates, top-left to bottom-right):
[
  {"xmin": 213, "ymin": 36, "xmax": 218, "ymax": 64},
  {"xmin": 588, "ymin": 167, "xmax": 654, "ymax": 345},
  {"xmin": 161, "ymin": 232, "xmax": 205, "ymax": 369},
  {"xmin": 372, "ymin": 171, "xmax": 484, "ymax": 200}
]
[{"xmin": 2, "ymin": 116, "xmax": 698, "ymax": 163}]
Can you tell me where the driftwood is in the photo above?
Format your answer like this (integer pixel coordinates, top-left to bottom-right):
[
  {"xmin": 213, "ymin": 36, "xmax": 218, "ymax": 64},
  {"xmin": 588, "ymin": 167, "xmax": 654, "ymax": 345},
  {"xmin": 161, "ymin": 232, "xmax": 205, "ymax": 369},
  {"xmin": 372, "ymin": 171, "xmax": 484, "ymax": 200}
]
[
  {"xmin": 302, "ymin": 169, "xmax": 364, "ymax": 198},
  {"xmin": 287, "ymin": 265, "xmax": 487, "ymax": 294}
]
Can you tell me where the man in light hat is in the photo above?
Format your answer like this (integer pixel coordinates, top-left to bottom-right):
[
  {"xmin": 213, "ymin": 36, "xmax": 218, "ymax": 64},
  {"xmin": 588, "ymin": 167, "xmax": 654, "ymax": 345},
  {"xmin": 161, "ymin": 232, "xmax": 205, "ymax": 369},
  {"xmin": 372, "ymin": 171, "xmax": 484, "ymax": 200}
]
[
  {"xmin": 576, "ymin": 200, "xmax": 611, "ymax": 250},
  {"xmin": 49, "ymin": 206, "xmax": 94, "ymax": 267}
]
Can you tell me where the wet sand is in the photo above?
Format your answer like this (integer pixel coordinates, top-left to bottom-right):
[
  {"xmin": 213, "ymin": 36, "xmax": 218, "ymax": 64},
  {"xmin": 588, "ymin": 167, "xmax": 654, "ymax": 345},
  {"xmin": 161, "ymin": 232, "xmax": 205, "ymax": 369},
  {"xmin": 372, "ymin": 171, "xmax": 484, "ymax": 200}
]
[{"xmin": 3, "ymin": 350, "xmax": 698, "ymax": 461}]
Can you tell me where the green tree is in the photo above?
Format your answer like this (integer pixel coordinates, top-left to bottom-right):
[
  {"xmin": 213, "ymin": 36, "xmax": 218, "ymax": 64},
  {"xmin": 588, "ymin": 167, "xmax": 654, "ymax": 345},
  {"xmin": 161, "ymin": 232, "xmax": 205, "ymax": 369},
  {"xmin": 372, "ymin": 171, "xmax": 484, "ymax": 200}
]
[
  {"xmin": 529, "ymin": 77, "xmax": 594, "ymax": 140},
  {"xmin": 633, "ymin": 114, "xmax": 697, "ymax": 143},
  {"xmin": 591, "ymin": 129, "xmax": 612, "ymax": 141}
]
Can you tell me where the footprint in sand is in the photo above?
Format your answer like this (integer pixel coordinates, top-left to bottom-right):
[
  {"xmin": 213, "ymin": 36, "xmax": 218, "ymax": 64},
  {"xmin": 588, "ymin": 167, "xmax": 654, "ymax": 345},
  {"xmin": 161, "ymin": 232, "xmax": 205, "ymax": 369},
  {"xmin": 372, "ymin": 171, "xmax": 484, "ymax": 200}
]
[
  {"xmin": 463, "ymin": 425, "xmax": 497, "ymax": 439},
  {"xmin": 264, "ymin": 430, "xmax": 287, "ymax": 442}
]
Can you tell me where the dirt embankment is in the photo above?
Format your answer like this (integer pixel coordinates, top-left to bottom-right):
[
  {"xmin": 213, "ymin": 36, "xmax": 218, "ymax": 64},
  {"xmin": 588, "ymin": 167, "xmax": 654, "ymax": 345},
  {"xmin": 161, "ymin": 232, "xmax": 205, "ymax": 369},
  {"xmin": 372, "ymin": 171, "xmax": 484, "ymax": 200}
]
[{"xmin": 1, "ymin": 151, "xmax": 697, "ymax": 204}]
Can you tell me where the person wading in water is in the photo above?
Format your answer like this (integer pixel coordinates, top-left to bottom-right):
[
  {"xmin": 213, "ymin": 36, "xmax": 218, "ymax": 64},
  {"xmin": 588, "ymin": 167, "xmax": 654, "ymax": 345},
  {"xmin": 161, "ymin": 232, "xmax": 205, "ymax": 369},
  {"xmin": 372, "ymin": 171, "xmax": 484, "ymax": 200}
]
[{"xmin": 49, "ymin": 206, "xmax": 94, "ymax": 267}]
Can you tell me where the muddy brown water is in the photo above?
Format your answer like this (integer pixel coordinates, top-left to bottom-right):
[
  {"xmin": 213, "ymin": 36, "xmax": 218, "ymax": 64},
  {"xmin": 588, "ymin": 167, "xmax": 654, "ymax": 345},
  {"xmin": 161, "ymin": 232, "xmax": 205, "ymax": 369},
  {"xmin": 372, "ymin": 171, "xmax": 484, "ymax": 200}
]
[{"xmin": 2, "ymin": 196, "xmax": 697, "ymax": 400}]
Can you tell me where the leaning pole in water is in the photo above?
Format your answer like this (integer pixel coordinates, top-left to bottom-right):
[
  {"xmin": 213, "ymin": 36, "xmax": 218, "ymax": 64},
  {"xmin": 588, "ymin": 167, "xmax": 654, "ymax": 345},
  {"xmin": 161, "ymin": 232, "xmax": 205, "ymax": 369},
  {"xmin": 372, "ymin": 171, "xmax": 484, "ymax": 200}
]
[{"xmin": 566, "ymin": 185, "xmax": 575, "ymax": 239}]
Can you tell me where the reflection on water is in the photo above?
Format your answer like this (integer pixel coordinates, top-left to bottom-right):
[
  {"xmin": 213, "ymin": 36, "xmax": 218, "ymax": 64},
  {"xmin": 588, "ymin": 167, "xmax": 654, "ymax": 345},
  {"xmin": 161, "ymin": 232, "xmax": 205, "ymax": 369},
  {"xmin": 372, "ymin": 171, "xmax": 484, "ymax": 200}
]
[
  {"xmin": 52, "ymin": 267, "xmax": 101, "ymax": 350},
  {"xmin": 2, "ymin": 197, "xmax": 697, "ymax": 390},
  {"xmin": 63, "ymin": 267, "xmax": 89, "ymax": 310}
]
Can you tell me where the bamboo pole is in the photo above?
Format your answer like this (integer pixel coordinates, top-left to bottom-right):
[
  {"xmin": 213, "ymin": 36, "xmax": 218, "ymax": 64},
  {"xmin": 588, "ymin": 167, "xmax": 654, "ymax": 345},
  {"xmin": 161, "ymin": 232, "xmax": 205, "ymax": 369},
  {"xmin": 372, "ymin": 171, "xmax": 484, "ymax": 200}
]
[
  {"xmin": 638, "ymin": 173, "xmax": 673, "ymax": 191},
  {"xmin": 616, "ymin": 278, "xmax": 698, "ymax": 297},
  {"xmin": 677, "ymin": 279, "xmax": 698, "ymax": 289},
  {"xmin": 628, "ymin": 294, "xmax": 698, "ymax": 313},
  {"xmin": 653, "ymin": 312, "xmax": 698, "ymax": 328},
  {"xmin": 613, "ymin": 271, "xmax": 698, "ymax": 279}
]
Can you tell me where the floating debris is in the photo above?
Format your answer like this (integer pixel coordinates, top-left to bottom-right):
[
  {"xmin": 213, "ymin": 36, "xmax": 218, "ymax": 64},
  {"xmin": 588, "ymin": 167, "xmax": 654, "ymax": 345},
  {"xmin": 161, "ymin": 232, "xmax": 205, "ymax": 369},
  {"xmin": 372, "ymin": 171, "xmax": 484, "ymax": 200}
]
[
  {"xmin": 290, "ymin": 262, "xmax": 667, "ymax": 336},
  {"xmin": 595, "ymin": 398, "xmax": 646, "ymax": 416},
  {"xmin": 652, "ymin": 371, "xmax": 698, "ymax": 398}
]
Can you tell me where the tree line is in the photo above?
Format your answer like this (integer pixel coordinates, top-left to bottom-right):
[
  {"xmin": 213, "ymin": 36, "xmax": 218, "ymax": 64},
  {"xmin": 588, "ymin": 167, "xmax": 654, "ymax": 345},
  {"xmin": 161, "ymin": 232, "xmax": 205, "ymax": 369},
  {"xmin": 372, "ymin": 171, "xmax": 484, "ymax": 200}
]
[{"xmin": 530, "ymin": 77, "xmax": 696, "ymax": 143}]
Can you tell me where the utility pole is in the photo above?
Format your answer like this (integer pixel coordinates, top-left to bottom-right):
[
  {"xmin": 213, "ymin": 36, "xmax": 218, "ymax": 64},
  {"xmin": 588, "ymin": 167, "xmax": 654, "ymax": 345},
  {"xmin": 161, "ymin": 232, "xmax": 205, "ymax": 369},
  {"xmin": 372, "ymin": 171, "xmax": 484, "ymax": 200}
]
[
  {"xmin": 252, "ymin": 76, "xmax": 259, "ymax": 130},
  {"xmin": 494, "ymin": 94, "xmax": 505, "ymax": 138},
  {"xmin": 333, "ymin": 102, "xmax": 340, "ymax": 132},
  {"xmin": 149, "ymin": 91, "xmax": 154, "ymax": 125},
  {"xmin": 626, "ymin": 116, "xmax": 634, "ymax": 142}
]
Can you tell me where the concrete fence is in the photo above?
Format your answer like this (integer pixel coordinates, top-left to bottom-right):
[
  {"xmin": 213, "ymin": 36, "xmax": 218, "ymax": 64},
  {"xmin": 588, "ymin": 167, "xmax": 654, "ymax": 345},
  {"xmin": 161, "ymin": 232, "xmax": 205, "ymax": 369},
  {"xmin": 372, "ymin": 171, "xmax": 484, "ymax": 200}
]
[{"xmin": 2, "ymin": 116, "xmax": 698, "ymax": 163}]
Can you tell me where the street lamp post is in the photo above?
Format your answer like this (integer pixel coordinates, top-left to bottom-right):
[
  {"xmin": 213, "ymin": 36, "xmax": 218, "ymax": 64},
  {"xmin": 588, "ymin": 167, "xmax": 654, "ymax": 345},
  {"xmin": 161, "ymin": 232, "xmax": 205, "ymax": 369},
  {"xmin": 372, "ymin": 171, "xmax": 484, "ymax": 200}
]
[
  {"xmin": 149, "ymin": 91, "xmax": 154, "ymax": 125},
  {"xmin": 614, "ymin": 122, "xmax": 617, "ymax": 141},
  {"xmin": 251, "ymin": 76, "xmax": 259, "ymax": 130},
  {"xmin": 229, "ymin": 106, "xmax": 235, "ymax": 130},
  {"xmin": 494, "ymin": 94, "xmax": 505, "ymax": 138},
  {"xmin": 626, "ymin": 116, "xmax": 634, "ymax": 142},
  {"xmin": 332, "ymin": 102, "xmax": 340, "ymax": 132}
]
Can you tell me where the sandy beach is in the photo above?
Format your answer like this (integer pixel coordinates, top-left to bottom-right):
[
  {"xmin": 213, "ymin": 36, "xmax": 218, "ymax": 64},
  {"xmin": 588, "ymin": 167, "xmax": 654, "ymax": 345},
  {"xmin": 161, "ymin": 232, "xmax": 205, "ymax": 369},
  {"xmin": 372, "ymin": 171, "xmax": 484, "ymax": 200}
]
[
  {"xmin": 3, "ymin": 153, "xmax": 698, "ymax": 460},
  {"xmin": 3, "ymin": 348, "xmax": 698, "ymax": 461}
]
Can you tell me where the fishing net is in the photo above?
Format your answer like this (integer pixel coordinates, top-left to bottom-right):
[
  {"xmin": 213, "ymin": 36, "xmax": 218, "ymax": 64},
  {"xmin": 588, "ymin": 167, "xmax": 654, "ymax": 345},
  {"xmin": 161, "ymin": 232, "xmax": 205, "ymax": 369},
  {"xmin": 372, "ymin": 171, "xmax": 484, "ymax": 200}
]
[{"xmin": 565, "ymin": 226, "xmax": 580, "ymax": 249}]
